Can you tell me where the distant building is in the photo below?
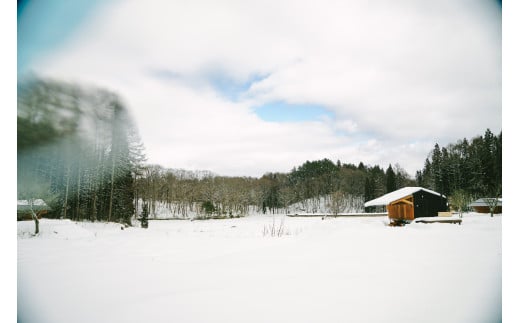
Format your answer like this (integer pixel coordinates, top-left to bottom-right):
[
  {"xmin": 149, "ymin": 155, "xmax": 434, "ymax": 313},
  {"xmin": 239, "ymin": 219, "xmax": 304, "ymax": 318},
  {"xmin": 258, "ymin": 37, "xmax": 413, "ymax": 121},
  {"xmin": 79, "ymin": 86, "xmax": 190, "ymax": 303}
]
[
  {"xmin": 364, "ymin": 187, "xmax": 448, "ymax": 222},
  {"xmin": 17, "ymin": 199, "xmax": 51, "ymax": 221},
  {"xmin": 469, "ymin": 198, "xmax": 502, "ymax": 214}
]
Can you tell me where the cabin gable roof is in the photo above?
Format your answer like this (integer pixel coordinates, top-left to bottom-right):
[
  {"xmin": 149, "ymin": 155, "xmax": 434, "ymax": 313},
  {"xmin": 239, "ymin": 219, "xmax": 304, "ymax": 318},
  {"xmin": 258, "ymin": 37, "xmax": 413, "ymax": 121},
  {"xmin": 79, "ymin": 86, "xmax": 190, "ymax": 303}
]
[
  {"xmin": 17, "ymin": 199, "xmax": 50, "ymax": 212},
  {"xmin": 469, "ymin": 198, "xmax": 502, "ymax": 207},
  {"xmin": 364, "ymin": 187, "xmax": 443, "ymax": 207}
]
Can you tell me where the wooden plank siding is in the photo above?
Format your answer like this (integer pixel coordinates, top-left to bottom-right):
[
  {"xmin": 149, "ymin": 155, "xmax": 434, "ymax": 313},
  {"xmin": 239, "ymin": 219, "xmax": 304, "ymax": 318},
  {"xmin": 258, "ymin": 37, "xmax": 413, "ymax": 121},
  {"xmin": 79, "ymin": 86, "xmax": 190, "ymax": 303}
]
[
  {"xmin": 388, "ymin": 195, "xmax": 414, "ymax": 221},
  {"xmin": 472, "ymin": 206, "xmax": 502, "ymax": 214}
]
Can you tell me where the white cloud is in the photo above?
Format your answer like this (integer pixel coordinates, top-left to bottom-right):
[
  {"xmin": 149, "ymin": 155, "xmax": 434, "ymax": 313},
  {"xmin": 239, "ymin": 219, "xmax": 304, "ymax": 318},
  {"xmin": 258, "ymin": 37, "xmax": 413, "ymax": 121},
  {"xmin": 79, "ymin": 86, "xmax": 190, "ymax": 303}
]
[{"xmin": 27, "ymin": 0, "xmax": 501, "ymax": 177}]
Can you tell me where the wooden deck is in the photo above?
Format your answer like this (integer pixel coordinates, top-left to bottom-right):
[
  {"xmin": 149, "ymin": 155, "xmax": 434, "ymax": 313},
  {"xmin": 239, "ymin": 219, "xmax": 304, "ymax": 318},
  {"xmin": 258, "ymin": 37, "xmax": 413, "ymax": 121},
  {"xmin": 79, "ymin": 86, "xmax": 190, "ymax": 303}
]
[
  {"xmin": 414, "ymin": 218, "xmax": 462, "ymax": 225},
  {"xmin": 286, "ymin": 212, "xmax": 388, "ymax": 218}
]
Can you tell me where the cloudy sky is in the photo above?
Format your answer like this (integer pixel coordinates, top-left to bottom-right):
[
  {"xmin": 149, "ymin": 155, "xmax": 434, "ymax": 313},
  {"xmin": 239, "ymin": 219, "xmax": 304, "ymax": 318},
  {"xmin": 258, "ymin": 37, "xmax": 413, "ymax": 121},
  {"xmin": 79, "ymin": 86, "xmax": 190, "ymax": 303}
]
[{"xmin": 18, "ymin": 0, "xmax": 502, "ymax": 177}]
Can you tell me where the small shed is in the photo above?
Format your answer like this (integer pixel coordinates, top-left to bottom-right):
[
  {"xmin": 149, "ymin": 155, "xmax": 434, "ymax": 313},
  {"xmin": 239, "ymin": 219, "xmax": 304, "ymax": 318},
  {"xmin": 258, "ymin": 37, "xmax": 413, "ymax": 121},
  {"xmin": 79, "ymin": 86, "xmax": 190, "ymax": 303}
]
[
  {"xmin": 469, "ymin": 198, "xmax": 502, "ymax": 214},
  {"xmin": 364, "ymin": 187, "xmax": 448, "ymax": 222},
  {"xmin": 17, "ymin": 199, "xmax": 51, "ymax": 221}
]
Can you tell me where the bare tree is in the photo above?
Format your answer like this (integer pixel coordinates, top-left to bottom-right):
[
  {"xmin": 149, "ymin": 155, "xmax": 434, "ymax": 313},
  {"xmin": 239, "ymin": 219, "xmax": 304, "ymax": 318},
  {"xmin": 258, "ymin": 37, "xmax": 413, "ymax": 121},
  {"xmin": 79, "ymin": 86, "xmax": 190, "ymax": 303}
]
[
  {"xmin": 483, "ymin": 197, "xmax": 501, "ymax": 218},
  {"xmin": 18, "ymin": 175, "xmax": 56, "ymax": 235},
  {"xmin": 449, "ymin": 189, "xmax": 472, "ymax": 218},
  {"xmin": 326, "ymin": 191, "xmax": 349, "ymax": 218}
]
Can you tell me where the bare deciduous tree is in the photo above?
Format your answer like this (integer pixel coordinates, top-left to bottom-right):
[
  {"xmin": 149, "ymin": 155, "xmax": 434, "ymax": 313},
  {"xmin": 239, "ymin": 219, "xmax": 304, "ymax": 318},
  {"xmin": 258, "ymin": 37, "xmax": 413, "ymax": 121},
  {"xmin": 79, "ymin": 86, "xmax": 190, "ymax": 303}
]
[{"xmin": 326, "ymin": 191, "xmax": 349, "ymax": 218}]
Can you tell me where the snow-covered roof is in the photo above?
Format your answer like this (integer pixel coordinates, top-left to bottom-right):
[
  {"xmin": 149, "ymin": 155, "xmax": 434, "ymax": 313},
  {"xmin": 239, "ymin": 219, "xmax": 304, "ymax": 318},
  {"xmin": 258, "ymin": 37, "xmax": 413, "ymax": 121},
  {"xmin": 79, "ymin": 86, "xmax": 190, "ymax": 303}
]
[
  {"xmin": 364, "ymin": 187, "xmax": 443, "ymax": 207},
  {"xmin": 17, "ymin": 199, "xmax": 50, "ymax": 211},
  {"xmin": 17, "ymin": 199, "xmax": 48, "ymax": 206},
  {"xmin": 469, "ymin": 198, "xmax": 502, "ymax": 207}
]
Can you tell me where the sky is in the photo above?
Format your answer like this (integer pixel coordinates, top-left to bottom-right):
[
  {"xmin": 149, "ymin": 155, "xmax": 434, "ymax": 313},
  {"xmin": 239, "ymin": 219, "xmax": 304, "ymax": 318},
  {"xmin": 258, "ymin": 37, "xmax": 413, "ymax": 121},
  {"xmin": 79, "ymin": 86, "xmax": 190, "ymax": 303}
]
[
  {"xmin": 17, "ymin": 0, "xmax": 502, "ymax": 177},
  {"xmin": 8, "ymin": 3, "xmax": 519, "ymax": 321}
]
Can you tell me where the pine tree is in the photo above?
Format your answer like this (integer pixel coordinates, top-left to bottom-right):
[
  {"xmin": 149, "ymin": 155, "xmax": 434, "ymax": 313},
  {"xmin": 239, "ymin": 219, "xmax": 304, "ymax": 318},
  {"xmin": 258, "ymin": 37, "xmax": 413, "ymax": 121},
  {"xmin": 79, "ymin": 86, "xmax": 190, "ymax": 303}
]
[
  {"xmin": 385, "ymin": 164, "xmax": 396, "ymax": 193},
  {"xmin": 416, "ymin": 130, "xmax": 502, "ymax": 203}
]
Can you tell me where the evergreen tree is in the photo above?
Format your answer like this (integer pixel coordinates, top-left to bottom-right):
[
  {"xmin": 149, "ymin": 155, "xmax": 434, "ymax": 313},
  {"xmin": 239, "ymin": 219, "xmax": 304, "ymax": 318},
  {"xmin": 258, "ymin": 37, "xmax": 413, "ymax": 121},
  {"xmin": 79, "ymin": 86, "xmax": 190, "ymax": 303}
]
[
  {"xmin": 17, "ymin": 76, "xmax": 145, "ymax": 225},
  {"xmin": 385, "ymin": 164, "xmax": 396, "ymax": 193},
  {"xmin": 416, "ymin": 129, "xmax": 502, "ymax": 205}
]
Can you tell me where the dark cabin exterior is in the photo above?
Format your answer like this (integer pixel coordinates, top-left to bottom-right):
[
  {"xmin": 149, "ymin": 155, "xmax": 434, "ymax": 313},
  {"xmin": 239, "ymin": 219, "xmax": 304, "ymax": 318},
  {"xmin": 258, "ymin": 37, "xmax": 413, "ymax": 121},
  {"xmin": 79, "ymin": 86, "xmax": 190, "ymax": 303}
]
[
  {"xmin": 365, "ymin": 187, "xmax": 448, "ymax": 222},
  {"xmin": 409, "ymin": 190, "xmax": 448, "ymax": 218}
]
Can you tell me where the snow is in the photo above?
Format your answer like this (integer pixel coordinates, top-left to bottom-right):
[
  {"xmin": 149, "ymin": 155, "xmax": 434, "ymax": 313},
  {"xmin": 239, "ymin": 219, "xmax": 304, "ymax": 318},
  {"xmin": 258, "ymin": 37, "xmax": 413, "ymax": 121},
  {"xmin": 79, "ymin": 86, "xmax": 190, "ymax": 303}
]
[
  {"xmin": 17, "ymin": 199, "xmax": 47, "ymax": 206},
  {"xmin": 18, "ymin": 213, "xmax": 501, "ymax": 323},
  {"xmin": 364, "ymin": 187, "xmax": 444, "ymax": 207}
]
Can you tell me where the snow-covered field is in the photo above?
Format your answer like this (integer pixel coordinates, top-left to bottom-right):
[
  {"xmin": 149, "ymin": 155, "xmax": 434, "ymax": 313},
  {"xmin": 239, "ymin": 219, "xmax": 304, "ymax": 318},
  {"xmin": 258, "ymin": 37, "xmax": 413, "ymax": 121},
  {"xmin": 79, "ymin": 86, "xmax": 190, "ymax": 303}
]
[{"xmin": 18, "ymin": 213, "xmax": 501, "ymax": 323}]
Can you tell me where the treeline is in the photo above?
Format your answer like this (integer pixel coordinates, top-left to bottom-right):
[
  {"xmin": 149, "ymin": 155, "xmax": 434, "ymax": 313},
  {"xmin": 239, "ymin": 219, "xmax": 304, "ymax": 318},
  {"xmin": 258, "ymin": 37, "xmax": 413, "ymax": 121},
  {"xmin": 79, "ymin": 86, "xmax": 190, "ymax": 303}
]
[
  {"xmin": 416, "ymin": 129, "xmax": 502, "ymax": 201},
  {"xmin": 17, "ymin": 77, "xmax": 145, "ymax": 225},
  {"xmin": 136, "ymin": 130, "xmax": 502, "ymax": 218},
  {"xmin": 136, "ymin": 159, "xmax": 415, "ymax": 218},
  {"xmin": 18, "ymin": 78, "xmax": 501, "ymax": 223}
]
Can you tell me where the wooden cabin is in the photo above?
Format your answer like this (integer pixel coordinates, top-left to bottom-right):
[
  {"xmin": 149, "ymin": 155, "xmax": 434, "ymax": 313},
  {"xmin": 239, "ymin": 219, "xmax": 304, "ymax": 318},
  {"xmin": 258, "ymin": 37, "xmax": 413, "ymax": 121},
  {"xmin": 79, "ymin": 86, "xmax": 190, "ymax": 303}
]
[
  {"xmin": 469, "ymin": 198, "xmax": 502, "ymax": 214},
  {"xmin": 364, "ymin": 187, "xmax": 448, "ymax": 223},
  {"xmin": 17, "ymin": 199, "xmax": 50, "ymax": 221}
]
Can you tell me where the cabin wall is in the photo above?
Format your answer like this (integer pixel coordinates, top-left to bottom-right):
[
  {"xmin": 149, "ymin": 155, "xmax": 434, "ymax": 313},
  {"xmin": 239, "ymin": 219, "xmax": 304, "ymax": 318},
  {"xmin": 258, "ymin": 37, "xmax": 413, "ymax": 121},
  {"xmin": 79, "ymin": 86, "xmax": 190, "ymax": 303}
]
[
  {"xmin": 17, "ymin": 210, "xmax": 48, "ymax": 221},
  {"xmin": 412, "ymin": 191, "xmax": 447, "ymax": 218},
  {"xmin": 388, "ymin": 203, "xmax": 414, "ymax": 221},
  {"xmin": 472, "ymin": 206, "xmax": 502, "ymax": 213}
]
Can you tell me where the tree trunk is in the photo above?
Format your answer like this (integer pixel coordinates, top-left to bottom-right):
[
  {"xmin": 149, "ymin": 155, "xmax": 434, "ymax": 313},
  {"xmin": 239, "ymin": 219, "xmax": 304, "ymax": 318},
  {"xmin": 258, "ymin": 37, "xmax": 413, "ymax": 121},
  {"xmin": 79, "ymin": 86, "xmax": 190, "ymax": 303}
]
[
  {"xmin": 92, "ymin": 192, "xmax": 97, "ymax": 222},
  {"xmin": 33, "ymin": 214, "xmax": 40, "ymax": 235},
  {"xmin": 134, "ymin": 172, "xmax": 138, "ymax": 219},
  {"xmin": 30, "ymin": 199, "xmax": 39, "ymax": 235},
  {"xmin": 108, "ymin": 153, "xmax": 116, "ymax": 222},
  {"xmin": 76, "ymin": 161, "xmax": 82, "ymax": 221},
  {"xmin": 63, "ymin": 165, "xmax": 71, "ymax": 219}
]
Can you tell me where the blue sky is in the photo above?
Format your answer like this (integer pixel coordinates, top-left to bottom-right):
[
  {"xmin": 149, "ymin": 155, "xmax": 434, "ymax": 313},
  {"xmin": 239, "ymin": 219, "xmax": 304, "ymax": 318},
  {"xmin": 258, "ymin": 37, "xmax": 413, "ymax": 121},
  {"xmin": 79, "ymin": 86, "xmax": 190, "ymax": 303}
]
[
  {"xmin": 16, "ymin": 0, "xmax": 356, "ymax": 127},
  {"xmin": 17, "ymin": 0, "xmax": 503, "ymax": 177},
  {"xmin": 208, "ymin": 72, "xmax": 267, "ymax": 102},
  {"xmin": 17, "ymin": 0, "xmax": 103, "ymax": 75},
  {"xmin": 146, "ymin": 67, "xmax": 328, "ymax": 122},
  {"xmin": 253, "ymin": 102, "xmax": 334, "ymax": 123},
  {"xmin": 19, "ymin": 0, "xmax": 336, "ymax": 127}
]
